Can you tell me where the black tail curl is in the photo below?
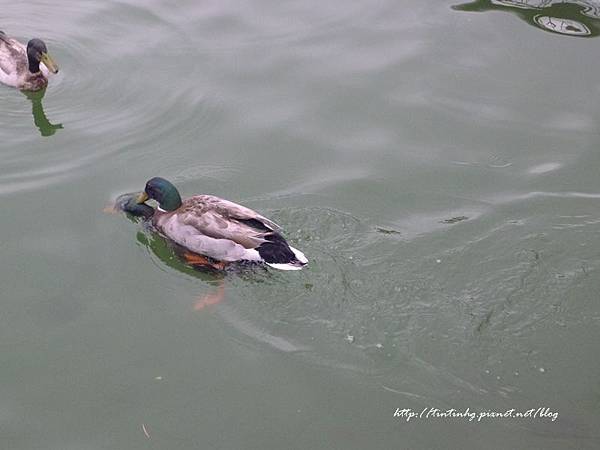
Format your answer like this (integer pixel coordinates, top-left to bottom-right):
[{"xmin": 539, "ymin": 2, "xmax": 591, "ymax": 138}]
[{"xmin": 257, "ymin": 233, "xmax": 298, "ymax": 264}]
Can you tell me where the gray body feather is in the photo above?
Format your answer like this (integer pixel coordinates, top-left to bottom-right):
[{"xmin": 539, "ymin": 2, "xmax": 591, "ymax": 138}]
[{"xmin": 152, "ymin": 195, "xmax": 280, "ymax": 262}]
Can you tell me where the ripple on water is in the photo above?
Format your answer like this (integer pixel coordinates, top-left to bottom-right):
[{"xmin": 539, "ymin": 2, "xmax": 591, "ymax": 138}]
[
  {"xmin": 198, "ymin": 205, "xmax": 440, "ymax": 375},
  {"xmin": 177, "ymin": 189, "xmax": 600, "ymax": 406},
  {"xmin": 0, "ymin": 0, "xmax": 211, "ymax": 196},
  {"xmin": 177, "ymin": 0, "xmax": 389, "ymax": 50}
]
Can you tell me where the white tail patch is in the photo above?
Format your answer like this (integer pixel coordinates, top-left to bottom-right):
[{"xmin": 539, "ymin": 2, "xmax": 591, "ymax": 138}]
[
  {"xmin": 290, "ymin": 246, "xmax": 308, "ymax": 264},
  {"xmin": 266, "ymin": 246, "xmax": 308, "ymax": 271},
  {"xmin": 267, "ymin": 262, "xmax": 304, "ymax": 271}
]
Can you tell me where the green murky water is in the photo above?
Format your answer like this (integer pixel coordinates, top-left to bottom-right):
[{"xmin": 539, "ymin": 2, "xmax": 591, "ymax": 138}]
[{"xmin": 1, "ymin": 1, "xmax": 600, "ymax": 448}]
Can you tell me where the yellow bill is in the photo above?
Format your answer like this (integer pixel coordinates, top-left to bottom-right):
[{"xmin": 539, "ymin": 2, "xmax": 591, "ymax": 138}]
[
  {"xmin": 40, "ymin": 52, "xmax": 59, "ymax": 74},
  {"xmin": 136, "ymin": 192, "xmax": 149, "ymax": 204}
]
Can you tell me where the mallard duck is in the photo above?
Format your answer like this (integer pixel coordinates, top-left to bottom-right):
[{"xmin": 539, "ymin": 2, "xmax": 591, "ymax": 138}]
[
  {"xmin": 115, "ymin": 191, "xmax": 155, "ymax": 220},
  {"xmin": 0, "ymin": 31, "xmax": 58, "ymax": 91},
  {"xmin": 136, "ymin": 177, "xmax": 308, "ymax": 271}
]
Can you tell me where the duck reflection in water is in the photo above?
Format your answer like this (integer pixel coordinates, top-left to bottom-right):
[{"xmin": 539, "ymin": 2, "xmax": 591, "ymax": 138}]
[
  {"xmin": 110, "ymin": 191, "xmax": 231, "ymax": 310},
  {"xmin": 453, "ymin": 0, "xmax": 600, "ymax": 37},
  {"xmin": 23, "ymin": 87, "xmax": 63, "ymax": 136}
]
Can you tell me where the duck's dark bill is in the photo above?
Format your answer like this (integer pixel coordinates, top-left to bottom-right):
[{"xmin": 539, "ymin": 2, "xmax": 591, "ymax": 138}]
[{"xmin": 115, "ymin": 192, "xmax": 154, "ymax": 218}]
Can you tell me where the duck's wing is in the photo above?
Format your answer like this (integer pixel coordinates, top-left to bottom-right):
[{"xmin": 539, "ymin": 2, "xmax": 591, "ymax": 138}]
[
  {"xmin": 198, "ymin": 195, "xmax": 282, "ymax": 231},
  {"xmin": 178, "ymin": 195, "xmax": 281, "ymax": 249},
  {"xmin": 0, "ymin": 34, "xmax": 32, "ymax": 88},
  {"xmin": 0, "ymin": 34, "xmax": 26, "ymax": 80}
]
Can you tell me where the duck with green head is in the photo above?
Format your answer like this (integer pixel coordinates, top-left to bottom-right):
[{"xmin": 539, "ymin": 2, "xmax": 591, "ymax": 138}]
[
  {"xmin": 136, "ymin": 177, "xmax": 308, "ymax": 270},
  {"xmin": 0, "ymin": 31, "xmax": 59, "ymax": 91}
]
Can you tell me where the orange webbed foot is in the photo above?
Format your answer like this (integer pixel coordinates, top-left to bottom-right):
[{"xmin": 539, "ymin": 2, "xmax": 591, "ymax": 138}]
[
  {"xmin": 102, "ymin": 202, "xmax": 118, "ymax": 214},
  {"xmin": 183, "ymin": 252, "xmax": 228, "ymax": 271},
  {"xmin": 194, "ymin": 283, "xmax": 225, "ymax": 310},
  {"xmin": 212, "ymin": 261, "xmax": 227, "ymax": 271}
]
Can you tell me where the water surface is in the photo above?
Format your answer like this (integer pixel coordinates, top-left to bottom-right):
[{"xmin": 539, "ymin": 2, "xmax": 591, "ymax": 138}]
[{"xmin": 1, "ymin": 1, "xmax": 600, "ymax": 448}]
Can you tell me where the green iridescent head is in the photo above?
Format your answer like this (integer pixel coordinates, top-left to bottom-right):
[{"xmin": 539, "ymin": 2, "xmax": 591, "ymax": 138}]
[
  {"xmin": 137, "ymin": 177, "xmax": 182, "ymax": 212},
  {"xmin": 27, "ymin": 38, "xmax": 59, "ymax": 74}
]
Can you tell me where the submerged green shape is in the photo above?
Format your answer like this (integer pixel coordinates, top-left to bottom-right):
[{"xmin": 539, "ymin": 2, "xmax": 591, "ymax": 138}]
[
  {"xmin": 136, "ymin": 231, "xmax": 224, "ymax": 283},
  {"xmin": 23, "ymin": 88, "xmax": 63, "ymax": 136},
  {"xmin": 453, "ymin": 0, "xmax": 600, "ymax": 37},
  {"xmin": 115, "ymin": 191, "xmax": 155, "ymax": 220}
]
